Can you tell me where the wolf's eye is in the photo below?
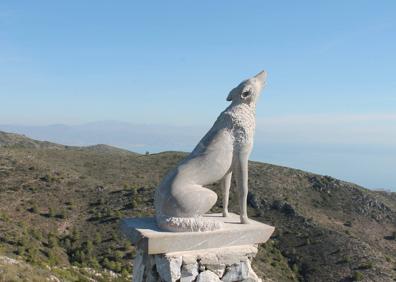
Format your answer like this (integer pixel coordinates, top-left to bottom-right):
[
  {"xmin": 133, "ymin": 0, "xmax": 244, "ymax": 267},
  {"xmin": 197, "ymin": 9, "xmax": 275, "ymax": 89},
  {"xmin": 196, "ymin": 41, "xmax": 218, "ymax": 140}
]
[{"xmin": 241, "ymin": 91, "xmax": 250, "ymax": 98}]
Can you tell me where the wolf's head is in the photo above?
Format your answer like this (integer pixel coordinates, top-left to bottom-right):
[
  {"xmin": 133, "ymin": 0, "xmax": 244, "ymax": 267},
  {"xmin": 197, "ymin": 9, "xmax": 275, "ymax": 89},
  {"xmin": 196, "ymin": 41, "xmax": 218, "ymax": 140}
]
[{"xmin": 226, "ymin": 70, "xmax": 267, "ymax": 106}]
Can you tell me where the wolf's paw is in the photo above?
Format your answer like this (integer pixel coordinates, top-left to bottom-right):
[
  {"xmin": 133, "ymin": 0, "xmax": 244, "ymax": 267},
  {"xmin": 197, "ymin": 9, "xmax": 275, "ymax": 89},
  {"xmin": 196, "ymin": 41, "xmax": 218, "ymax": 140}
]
[
  {"xmin": 240, "ymin": 215, "xmax": 250, "ymax": 224},
  {"xmin": 157, "ymin": 215, "xmax": 223, "ymax": 232}
]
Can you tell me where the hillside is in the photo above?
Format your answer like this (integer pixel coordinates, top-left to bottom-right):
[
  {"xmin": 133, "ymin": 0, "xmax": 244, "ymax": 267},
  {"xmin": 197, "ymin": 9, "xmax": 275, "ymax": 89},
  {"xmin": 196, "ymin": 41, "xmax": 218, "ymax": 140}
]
[{"xmin": 0, "ymin": 131, "xmax": 395, "ymax": 282}]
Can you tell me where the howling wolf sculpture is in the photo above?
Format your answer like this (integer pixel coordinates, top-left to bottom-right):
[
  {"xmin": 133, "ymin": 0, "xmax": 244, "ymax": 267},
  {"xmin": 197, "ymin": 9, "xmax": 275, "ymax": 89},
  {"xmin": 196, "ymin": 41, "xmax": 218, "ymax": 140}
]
[{"xmin": 154, "ymin": 71, "xmax": 267, "ymax": 232}]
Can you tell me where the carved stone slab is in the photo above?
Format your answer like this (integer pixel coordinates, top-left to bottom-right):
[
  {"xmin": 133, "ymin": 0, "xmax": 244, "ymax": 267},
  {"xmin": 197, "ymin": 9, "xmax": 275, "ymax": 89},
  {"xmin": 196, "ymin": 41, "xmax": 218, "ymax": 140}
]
[{"xmin": 120, "ymin": 213, "xmax": 274, "ymax": 255}]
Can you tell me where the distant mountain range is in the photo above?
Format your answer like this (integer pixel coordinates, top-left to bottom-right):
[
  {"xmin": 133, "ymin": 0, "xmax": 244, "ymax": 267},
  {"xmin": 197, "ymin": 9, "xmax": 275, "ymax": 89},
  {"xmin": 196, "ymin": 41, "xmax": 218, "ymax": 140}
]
[
  {"xmin": 0, "ymin": 131, "xmax": 395, "ymax": 281},
  {"xmin": 0, "ymin": 121, "xmax": 205, "ymax": 152},
  {"xmin": 1, "ymin": 121, "xmax": 395, "ymax": 191}
]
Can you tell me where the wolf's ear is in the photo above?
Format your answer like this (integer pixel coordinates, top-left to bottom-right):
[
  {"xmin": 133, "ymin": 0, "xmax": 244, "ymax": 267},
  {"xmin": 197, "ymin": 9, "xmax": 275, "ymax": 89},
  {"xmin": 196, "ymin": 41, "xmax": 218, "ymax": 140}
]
[{"xmin": 227, "ymin": 87, "xmax": 238, "ymax": 101}]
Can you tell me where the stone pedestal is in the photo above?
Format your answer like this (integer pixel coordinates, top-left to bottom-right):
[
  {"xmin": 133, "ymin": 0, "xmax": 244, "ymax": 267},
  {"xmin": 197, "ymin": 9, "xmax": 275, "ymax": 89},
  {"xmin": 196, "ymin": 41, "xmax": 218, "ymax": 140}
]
[{"xmin": 120, "ymin": 213, "xmax": 274, "ymax": 282}]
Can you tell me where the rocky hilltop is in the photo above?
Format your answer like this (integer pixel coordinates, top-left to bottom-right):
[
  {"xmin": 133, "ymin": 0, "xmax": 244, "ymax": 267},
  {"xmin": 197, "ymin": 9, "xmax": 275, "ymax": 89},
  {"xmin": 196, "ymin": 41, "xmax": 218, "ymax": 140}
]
[{"xmin": 0, "ymin": 131, "xmax": 395, "ymax": 281}]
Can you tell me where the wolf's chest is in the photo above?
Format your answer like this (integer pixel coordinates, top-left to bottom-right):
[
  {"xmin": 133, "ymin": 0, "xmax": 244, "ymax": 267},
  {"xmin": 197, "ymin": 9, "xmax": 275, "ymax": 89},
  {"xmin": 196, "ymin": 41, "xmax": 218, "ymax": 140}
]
[{"xmin": 224, "ymin": 105, "xmax": 256, "ymax": 147}]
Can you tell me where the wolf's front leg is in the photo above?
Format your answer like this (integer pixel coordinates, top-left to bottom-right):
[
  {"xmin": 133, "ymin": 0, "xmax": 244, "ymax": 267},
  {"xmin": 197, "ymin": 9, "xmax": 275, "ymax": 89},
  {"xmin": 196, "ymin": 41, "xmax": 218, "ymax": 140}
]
[
  {"xmin": 221, "ymin": 171, "xmax": 232, "ymax": 217},
  {"xmin": 234, "ymin": 145, "xmax": 252, "ymax": 224}
]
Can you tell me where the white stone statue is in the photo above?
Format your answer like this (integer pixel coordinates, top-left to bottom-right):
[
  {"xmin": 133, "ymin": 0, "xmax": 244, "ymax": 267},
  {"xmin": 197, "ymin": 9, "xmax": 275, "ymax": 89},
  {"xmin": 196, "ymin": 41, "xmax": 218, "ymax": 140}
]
[{"xmin": 154, "ymin": 71, "xmax": 267, "ymax": 232}]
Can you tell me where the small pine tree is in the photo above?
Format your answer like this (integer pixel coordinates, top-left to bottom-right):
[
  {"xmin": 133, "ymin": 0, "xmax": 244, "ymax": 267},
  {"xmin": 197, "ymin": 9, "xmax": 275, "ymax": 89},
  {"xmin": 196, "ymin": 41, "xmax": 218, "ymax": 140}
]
[
  {"xmin": 94, "ymin": 232, "xmax": 102, "ymax": 244},
  {"xmin": 292, "ymin": 264, "xmax": 299, "ymax": 273},
  {"xmin": 115, "ymin": 250, "xmax": 123, "ymax": 260},
  {"xmin": 131, "ymin": 199, "xmax": 138, "ymax": 209},
  {"xmin": 48, "ymin": 248, "xmax": 59, "ymax": 266},
  {"xmin": 72, "ymin": 229, "xmax": 80, "ymax": 242},
  {"xmin": 48, "ymin": 233, "xmax": 58, "ymax": 248},
  {"xmin": 86, "ymin": 240, "xmax": 94, "ymax": 257},
  {"xmin": 17, "ymin": 246, "xmax": 25, "ymax": 256},
  {"xmin": 30, "ymin": 205, "xmax": 39, "ymax": 214},
  {"xmin": 90, "ymin": 257, "xmax": 101, "ymax": 269},
  {"xmin": 63, "ymin": 238, "xmax": 72, "ymax": 250},
  {"xmin": 352, "ymin": 271, "xmax": 364, "ymax": 281},
  {"xmin": 121, "ymin": 268, "xmax": 130, "ymax": 277},
  {"xmin": 26, "ymin": 246, "xmax": 39, "ymax": 263},
  {"xmin": 48, "ymin": 207, "xmax": 56, "ymax": 218}
]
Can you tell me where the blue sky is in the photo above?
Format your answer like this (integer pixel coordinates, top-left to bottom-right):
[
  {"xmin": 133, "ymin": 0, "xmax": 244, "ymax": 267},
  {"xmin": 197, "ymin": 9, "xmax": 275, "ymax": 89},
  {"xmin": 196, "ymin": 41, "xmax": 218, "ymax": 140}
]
[{"xmin": 1, "ymin": 1, "xmax": 395, "ymax": 190}]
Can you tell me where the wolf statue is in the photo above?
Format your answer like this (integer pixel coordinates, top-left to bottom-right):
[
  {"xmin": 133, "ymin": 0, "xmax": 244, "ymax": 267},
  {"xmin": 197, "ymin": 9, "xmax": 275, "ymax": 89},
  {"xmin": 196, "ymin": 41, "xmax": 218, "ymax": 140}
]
[{"xmin": 154, "ymin": 71, "xmax": 267, "ymax": 232}]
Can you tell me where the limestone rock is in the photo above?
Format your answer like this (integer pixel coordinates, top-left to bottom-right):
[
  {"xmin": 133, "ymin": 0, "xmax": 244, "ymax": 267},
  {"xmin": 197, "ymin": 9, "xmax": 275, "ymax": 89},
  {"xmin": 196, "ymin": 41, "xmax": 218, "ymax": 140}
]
[
  {"xmin": 242, "ymin": 259, "xmax": 261, "ymax": 282},
  {"xmin": 199, "ymin": 263, "xmax": 206, "ymax": 272},
  {"xmin": 155, "ymin": 255, "xmax": 182, "ymax": 282},
  {"xmin": 146, "ymin": 256, "xmax": 160, "ymax": 282},
  {"xmin": 132, "ymin": 250, "xmax": 145, "ymax": 282},
  {"xmin": 182, "ymin": 255, "xmax": 198, "ymax": 265},
  {"xmin": 198, "ymin": 245, "xmax": 258, "ymax": 266},
  {"xmin": 206, "ymin": 263, "xmax": 226, "ymax": 278},
  {"xmin": 222, "ymin": 260, "xmax": 261, "ymax": 282},
  {"xmin": 221, "ymin": 261, "xmax": 249, "ymax": 282},
  {"xmin": 197, "ymin": 270, "xmax": 222, "ymax": 282},
  {"xmin": 181, "ymin": 262, "xmax": 199, "ymax": 282}
]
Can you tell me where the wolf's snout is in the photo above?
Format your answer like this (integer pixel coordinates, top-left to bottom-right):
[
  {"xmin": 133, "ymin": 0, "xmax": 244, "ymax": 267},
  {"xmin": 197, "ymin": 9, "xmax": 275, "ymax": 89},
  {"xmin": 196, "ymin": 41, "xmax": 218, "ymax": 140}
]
[{"xmin": 254, "ymin": 70, "xmax": 267, "ymax": 83}]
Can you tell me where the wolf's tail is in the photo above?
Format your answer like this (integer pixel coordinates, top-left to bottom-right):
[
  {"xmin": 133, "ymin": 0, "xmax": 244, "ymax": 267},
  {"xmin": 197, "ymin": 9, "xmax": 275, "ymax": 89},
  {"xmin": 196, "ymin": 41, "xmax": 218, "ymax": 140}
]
[{"xmin": 156, "ymin": 215, "xmax": 223, "ymax": 232}]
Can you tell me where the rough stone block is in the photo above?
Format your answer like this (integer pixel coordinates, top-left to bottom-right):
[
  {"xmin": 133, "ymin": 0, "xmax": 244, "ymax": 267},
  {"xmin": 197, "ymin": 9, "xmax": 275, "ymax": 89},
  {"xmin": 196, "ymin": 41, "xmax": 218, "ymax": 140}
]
[
  {"xmin": 197, "ymin": 270, "xmax": 221, "ymax": 282},
  {"xmin": 181, "ymin": 262, "xmax": 199, "ymax": 282},
  {"xmin": 132, "ymin": 250, "xmax": 145, "ymax": 282},
  {"xmin": 206, "ymin": 264, "xmax": 226, "ymax": 277},
  {"xmin": 155, "ymin": 255, "xmax": 182, "ymax": 282}
]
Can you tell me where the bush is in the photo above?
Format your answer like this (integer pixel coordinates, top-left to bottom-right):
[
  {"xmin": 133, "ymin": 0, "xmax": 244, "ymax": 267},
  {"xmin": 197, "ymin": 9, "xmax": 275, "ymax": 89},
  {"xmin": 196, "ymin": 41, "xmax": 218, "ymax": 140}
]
[
  {"xmin": 94, "ymin": 232, "xmax": 102, "ymax": 244},
  {"xmin": 342, "ymin": 256, "xmax": 351, "ymax": 263},
  {"xmin": 352, "ymin": 271, "xmax": 364, "ymax": 281},
  {"xmin": 291, "ymin": 263, "xmax": 299, "ymax": 273},
  {"xmin": 344, "ymin": 221, "xmax": 352, "ymax": 227},
  {"xmin": 359, "ymin": 261, "xmax": 373, "ymax": 269},
  {"xmin": 86, "ymin": 240, "xmax": 94, "ymax": 257},
  {"xmin": 48, "ymin": 207, "xmax": 56, "ymax": 218},
  {"xmin": 26, "ymin": 246, "xmax": 39, "ymax": 263},
  {"xmin": 30, "ymin": 205, "xmax": 39, "ymax": 214},
  {"xmin": 48, "ymin": 248, "xmax": 61, "ymax": 266},
  {"xmin": 48, "ymin": 234, "xmax": 58, "ymax": 248},
  {"xmin": 17, "ymin": 246, "xmax": 25, "ymax": 256},
  {"xmin": 90, "ymin": 257, "xmax": 101, "ymax": 269}
]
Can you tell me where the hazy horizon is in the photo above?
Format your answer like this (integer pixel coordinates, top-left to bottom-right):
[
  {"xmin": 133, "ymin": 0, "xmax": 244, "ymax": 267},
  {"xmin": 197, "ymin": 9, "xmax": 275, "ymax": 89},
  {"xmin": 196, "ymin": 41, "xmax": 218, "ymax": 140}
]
[{"xmin": 1, "ymin": 120, "xmax": 395, "ymax": 192}]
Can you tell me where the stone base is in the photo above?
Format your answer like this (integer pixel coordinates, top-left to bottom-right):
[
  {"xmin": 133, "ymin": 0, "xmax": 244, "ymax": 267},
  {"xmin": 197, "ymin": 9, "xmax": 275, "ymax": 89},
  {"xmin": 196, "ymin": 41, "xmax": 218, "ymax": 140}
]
[
  {"xmin": 121, "ymin": 213, "xmax": 275, "ymax": 282},
  {"xmin": 133, "ymin": 245, "xmax": 262, "ymax": 282}
]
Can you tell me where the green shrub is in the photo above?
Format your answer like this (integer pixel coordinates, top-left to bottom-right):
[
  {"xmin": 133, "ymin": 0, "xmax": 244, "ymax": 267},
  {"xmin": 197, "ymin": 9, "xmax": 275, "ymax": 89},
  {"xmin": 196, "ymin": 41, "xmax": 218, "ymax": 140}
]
[
  {"xmin": 342, "ymin": 256, "xmax": 351, "ymax": 263},
  {"xmin": 344, "ymin": 221, "xmax": 352, "ymax": 227},
  {"xmin": 94, "ymin": 232, "xmax": 102, "ymax": 244},
  {"xmin": 291, "ymin": 263, "xmax": 299, "ymax": 273},
  {"xmin": 26, "ymin": 246, "xmax": 39, "ymax": 263},
  {"xmin": 48, "ymin": 207, "xmax": 56, "ymax": 218},
  {"xmin": 30, "ymin": 205, "xmax": 39, "ymax": 214},
  {"xmin": 48, "ymin": 248, "xmax": 61, "ymax": 266},
  {"xmin": 49, "ymin": 236, "xmax": 58, "ymax": 249},
  {"xmin": 359, "ymin": 261, "xmax": 373, "ymax": 269},
  {"xmin": 352, "ymin": 271, "xmax": 364, "ymax": 281},
  {"xmin": 86, "ymin": 240, "xmax": 94, "ymax": 257}
]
